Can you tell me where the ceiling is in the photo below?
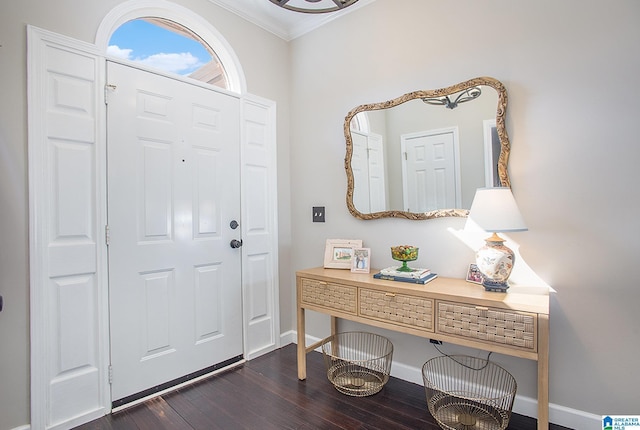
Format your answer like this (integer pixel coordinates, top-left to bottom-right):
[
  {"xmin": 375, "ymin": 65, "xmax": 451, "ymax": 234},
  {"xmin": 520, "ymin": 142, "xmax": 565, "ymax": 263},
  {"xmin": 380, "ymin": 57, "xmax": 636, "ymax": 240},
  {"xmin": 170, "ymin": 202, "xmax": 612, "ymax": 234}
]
[{"xmin": 207, "ymin": 0, "xmax": 376, "ymax": 41}]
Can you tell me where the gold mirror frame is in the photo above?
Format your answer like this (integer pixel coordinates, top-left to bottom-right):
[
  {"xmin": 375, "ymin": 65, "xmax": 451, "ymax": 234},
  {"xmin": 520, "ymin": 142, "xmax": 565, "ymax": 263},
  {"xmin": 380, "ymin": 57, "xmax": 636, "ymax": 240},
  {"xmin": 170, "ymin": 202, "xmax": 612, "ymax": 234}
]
[{"xmin": 344, "ymin": 76, "xmax": 510, "ymax": 220}]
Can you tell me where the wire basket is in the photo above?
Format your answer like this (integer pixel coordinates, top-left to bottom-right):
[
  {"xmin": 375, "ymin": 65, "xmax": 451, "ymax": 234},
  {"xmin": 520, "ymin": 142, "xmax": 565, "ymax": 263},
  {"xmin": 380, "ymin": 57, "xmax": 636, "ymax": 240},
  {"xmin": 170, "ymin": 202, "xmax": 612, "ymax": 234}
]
[
  {"xmin": 422, "ymin": 355, "xmax": 517, "ymax": 430},
  {"xmin": 321, "ymin": 332, "xmax": 393, "ymax": 397}
]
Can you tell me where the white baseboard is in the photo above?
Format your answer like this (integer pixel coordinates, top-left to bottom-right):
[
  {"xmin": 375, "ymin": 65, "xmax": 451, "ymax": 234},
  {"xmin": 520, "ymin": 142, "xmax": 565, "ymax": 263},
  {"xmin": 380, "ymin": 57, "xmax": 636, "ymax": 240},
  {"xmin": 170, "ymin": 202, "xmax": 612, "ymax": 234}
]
[
  {"xmin": 290, "ymin": 333, "xmax": 601, "ymax": 430},
  {"xmin": 549, "ymin": 404, "xmax": 602, "ymax": 430},
  {"xmin": 279, "ymin": 330, "xmax": 296, "ymax": 346},
  {"xmin": 11, "ymin": 425, "xmax": 30, "ymax": 430}
]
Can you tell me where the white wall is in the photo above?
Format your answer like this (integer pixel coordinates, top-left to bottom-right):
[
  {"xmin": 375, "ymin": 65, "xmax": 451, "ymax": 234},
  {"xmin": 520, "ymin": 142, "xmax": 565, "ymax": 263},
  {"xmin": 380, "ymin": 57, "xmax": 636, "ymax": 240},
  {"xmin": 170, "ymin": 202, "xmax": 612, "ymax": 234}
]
[
  {"xmin": 0, "ymin": 0, "xmax": 291, "ymax": 428},
  {"xmin": 289, "ymin": 0, "xmax": 640, "ymax": 426},
  {"xmin": 3, "ymin": 0, "xmax": 640, "ymax": 428}
]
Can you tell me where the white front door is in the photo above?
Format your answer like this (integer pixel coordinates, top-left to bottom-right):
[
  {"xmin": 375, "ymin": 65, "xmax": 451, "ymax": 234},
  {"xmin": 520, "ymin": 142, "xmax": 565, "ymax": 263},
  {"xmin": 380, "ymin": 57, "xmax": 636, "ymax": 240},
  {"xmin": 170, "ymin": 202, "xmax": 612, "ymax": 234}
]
[
  {"xmin": 401, "ymin": 128, "xmax": 461, "ymax": 212},
  {"xmin": 106, "ymin": 61, "xmax": 243, "ymax": 403}
]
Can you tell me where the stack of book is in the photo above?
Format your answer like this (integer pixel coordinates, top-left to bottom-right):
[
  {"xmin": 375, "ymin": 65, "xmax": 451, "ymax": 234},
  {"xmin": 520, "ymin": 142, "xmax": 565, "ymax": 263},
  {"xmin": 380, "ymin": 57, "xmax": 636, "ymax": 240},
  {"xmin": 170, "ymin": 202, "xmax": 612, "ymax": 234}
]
[{"xmin": 373, "ymin": 266, "xmax": 438, "ymax": 284}]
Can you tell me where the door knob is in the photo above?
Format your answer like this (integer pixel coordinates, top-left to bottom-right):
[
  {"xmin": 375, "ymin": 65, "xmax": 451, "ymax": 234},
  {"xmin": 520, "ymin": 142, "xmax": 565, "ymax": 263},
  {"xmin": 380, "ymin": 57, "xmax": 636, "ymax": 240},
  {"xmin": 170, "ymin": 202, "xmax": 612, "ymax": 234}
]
[{"xmin": 230, "ymin": 239, "xmax": 243, "ymax": 249}]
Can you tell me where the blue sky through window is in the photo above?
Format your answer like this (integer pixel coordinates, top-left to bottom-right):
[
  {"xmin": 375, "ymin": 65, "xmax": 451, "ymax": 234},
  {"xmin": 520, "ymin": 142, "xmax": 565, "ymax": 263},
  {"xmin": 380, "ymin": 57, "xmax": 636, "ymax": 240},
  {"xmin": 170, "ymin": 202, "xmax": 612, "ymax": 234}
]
[{"xmin": 108, "ymin": 19, "xmax": 212, "ymax": 76}]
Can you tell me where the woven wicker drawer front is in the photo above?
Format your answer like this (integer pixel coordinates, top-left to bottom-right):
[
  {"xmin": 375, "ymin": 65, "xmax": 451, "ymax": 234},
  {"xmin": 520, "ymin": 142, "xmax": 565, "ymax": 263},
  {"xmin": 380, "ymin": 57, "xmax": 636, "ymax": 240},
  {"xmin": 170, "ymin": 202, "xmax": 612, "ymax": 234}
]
[
  {"xmin": 436, "ymin": 301, "xmax": 536, "ymax": 351},
  {"xmin": 359, "ymin": 288, "xmax": 434, "ymax": 331},
  {"xmin": 300, "ymin": 279, "xmax": 357, "ymax": 314}
]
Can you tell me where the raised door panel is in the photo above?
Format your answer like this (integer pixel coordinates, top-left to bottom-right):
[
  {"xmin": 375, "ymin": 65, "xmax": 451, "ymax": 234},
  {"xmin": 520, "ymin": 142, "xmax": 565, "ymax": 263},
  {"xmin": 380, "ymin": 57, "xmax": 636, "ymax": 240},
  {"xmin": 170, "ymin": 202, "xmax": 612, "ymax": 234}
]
[
  {"xmin": 193, "ymin": 148, "xmax": 221, "ymax": 238},
  {"xmin": 194, "ymin": 264, "xmax": 223, "ymax": 342},
  {"xmin": 139, "ymin": 142, "xmax": 173, "ymax": 240},
  {"xmin": 138, "ymin": 270, "xmax": 175, "ymax": 359}
]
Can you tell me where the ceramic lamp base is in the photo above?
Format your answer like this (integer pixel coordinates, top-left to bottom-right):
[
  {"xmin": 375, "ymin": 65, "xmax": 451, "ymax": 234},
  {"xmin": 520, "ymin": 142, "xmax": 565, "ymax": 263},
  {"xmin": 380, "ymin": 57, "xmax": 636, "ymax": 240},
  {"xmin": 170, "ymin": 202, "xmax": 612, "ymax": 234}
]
[
  {"xmin": 481, "ymin": 279, "xmax": 509, "ymax": 292},
  {"xmin": 476, "ymin": 233, "xmax": 515, "ymax": 293}
]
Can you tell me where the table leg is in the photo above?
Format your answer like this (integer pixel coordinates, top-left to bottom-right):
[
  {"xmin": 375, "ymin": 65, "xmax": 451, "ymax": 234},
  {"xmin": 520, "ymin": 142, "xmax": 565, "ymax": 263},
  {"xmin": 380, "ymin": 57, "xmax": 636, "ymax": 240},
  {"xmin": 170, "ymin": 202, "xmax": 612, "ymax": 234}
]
[
  {"xmin": 297, "ymin": 306, "xmax": 306, "ymax": 380},
  {"xmin": 330, "ymin": 315, "xmax": 337, "ymax": 336},
  {"xmin": 537, "ymin": 314, "xmax": 550, "ymax": 430}
]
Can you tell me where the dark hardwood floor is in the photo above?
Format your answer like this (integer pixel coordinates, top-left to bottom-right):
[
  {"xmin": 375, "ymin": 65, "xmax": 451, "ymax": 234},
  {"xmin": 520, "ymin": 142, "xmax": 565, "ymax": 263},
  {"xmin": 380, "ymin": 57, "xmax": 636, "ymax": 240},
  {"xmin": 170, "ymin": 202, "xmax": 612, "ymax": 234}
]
[{"xmin": 75, "ymin": 344, "xmax": 571, "ymax": 430}]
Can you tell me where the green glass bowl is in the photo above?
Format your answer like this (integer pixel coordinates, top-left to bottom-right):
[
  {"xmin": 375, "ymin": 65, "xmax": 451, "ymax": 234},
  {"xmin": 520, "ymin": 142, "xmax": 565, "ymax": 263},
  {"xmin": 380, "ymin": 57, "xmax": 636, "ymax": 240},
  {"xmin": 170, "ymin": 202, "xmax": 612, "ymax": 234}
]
[{"xmin": 390, "ymin": 246, "xmax": 419, "ymax": 272}]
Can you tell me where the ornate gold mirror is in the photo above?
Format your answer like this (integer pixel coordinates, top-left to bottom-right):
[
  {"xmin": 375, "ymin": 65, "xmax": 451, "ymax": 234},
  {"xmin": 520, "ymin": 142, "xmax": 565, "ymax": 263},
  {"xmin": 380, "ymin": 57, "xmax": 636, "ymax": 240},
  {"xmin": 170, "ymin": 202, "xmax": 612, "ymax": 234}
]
[{"xmin": 345, "ymin": 77, "xmax": 510, "ymax": 220}]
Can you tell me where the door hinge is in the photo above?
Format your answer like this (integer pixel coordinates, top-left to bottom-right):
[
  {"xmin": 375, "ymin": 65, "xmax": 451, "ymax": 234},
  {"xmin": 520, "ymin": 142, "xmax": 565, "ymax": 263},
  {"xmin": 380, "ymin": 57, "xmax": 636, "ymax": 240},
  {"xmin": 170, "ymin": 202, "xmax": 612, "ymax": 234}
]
[
  {"xmin": 108, "ymin": 365, "xmax": 113, "ymax": 384},
  {"xmin": 104, "ymin": 84, "xmax": 116, "ymax": 105},
  {"xmin": 404, "ymin": 151, "xmax": 408, "ymax": 160},
  {"xmin": 105, "ymin": 225, "xmax": 110, "ymax": 246}
]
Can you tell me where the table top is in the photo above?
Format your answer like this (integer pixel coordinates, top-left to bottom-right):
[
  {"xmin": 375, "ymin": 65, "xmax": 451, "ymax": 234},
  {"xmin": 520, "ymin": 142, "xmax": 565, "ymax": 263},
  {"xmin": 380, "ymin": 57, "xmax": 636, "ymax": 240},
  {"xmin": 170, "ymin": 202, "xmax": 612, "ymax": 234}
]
[{"xmin": 297, "ymin": 267, "xmax": 549, "ymax": 315}]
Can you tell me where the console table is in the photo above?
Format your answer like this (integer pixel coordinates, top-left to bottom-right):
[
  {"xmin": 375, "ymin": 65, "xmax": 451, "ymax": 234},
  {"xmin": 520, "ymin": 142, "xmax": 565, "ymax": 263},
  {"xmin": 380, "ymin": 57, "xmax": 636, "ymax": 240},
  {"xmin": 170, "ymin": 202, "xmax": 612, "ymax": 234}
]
[{"xmin": 296, "ymin": 267, "xmax": 550, "ymax": 430}]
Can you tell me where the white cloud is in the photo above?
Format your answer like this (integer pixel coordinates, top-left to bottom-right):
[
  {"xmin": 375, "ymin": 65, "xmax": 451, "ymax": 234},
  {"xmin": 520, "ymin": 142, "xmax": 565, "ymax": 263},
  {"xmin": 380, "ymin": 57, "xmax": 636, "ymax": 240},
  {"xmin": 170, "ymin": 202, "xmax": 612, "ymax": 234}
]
[
  {"xmin": 138, "ymin": 52, "xmax": 202, "ymax": 74},
  {"xmin": 107, "ymin": 45, "xmax": 133, "ymax": 60},
  {"xmin": 106, "ymin": 46, "xmax": 202, "ymax": 75}
]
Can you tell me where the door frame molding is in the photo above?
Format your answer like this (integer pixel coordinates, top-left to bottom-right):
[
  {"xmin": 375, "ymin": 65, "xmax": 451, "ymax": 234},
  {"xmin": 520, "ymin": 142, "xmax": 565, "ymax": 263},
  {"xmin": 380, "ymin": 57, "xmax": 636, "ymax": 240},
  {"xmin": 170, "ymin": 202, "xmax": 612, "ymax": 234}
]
[{"xmin": 28, "ymin": 4, "xmax": 279, "ymax": 427}]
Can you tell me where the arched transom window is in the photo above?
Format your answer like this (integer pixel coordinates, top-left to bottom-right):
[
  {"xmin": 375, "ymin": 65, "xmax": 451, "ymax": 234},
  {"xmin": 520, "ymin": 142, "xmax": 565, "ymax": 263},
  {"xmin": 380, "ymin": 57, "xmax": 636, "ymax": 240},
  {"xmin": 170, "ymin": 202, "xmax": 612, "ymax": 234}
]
[{"xmin": 108, "ymin": 18, "xmax": 229, "ymax": 89}]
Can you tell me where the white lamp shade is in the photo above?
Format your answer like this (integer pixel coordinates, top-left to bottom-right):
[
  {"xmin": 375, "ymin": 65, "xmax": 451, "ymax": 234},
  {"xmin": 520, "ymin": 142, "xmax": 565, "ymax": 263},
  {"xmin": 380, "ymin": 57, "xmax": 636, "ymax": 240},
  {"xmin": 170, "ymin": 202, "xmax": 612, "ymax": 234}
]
[{"xmin": 468, "ymin": 187, "xmax": 527, "ymax": 232}]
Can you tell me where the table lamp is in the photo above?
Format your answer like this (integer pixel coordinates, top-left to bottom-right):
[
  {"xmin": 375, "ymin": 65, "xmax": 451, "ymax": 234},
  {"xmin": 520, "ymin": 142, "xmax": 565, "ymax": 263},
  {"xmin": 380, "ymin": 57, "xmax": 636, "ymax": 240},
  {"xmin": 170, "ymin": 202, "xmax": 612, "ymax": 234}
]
[{"xmin": 468, "ymin": 187, "xmax": 527, "ymax": 292}]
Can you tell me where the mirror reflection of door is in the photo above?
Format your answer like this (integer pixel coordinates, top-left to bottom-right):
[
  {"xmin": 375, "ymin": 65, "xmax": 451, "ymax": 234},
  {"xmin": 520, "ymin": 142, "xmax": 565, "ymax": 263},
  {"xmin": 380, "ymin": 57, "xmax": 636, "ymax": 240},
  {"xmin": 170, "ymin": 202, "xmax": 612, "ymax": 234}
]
[
  {"xmin": 401, "ymin": 127, "xmax": 462, "ymax": 212},
  {"xmin": 352, "ymin": 130, "xmax": 387, "ymax": 213}
]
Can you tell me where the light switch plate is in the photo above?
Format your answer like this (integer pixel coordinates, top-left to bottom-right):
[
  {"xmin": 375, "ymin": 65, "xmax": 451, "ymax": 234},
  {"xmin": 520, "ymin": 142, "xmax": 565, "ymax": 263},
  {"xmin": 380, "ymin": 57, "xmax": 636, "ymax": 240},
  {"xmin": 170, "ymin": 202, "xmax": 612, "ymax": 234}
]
[{"xmin": 312, "ymin": 206, "xmax": 325, "ymax": 222}]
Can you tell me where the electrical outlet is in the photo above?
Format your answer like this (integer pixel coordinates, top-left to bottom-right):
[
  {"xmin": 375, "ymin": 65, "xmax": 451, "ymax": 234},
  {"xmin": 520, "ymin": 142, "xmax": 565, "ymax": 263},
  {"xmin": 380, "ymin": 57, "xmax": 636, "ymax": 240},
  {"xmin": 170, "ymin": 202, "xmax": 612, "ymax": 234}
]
[
  {"xmin": 312, "ymin": 206, "xmax": 325, "ymax": 222},
  {"xmin": 429, "ymin": 339, "xmax": 442, "ymax": 345}
]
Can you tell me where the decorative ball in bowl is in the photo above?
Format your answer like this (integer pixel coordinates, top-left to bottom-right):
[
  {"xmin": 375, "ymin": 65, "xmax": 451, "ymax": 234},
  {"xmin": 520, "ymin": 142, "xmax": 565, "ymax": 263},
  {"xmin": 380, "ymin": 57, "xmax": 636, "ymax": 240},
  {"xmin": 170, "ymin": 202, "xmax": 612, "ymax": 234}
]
[{"xmin": 390, "ymin": 245, "xmax": 419, "ymax": 272}]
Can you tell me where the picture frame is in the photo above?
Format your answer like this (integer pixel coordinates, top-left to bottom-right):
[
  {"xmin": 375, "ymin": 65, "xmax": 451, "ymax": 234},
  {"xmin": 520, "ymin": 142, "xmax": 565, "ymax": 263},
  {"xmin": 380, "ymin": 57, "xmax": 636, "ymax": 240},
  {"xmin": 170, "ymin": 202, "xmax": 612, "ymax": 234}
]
[
  {"xmin": 351, "ymin": 248, "xmax": 371, "ymax": 273},
  {"xmin": 466, "ymin": 263, "xmax": 483, "ymax": 284},
  {"xmin": 323, "ymin": 239, "xmax": 363, "ymax": 269}
]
